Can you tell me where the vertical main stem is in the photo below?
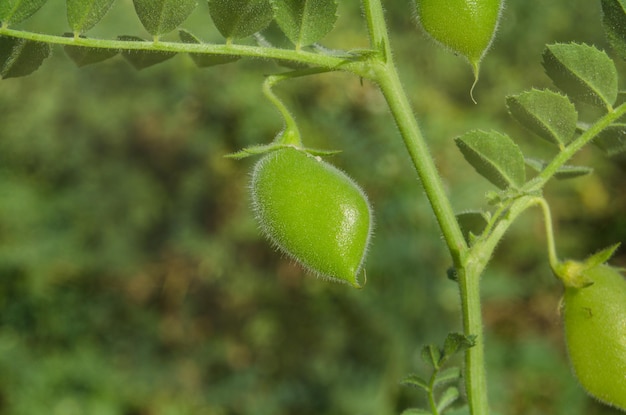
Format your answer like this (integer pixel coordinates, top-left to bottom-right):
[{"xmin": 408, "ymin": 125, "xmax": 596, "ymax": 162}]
[
  {"xmin": 457, "ymin": 265, "xmax": 489, "ymax": 415},
  {"xmin": 373, "ymin": 65, "xmax": 467, "ymax": 267},
  {"xmin": 375, "ymin": 63, "xmax": 489, "ymax": 415},
  {"xmin": 361, "ymin": 1, "xmax": 488, "ymax": 414}
]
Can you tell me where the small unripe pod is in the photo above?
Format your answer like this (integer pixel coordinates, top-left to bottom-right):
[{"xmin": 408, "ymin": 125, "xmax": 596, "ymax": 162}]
[
  {"xmin": 250, "ymin": 147, "xmax": 373, "ymax": 287},
  {"xmin": 560, "ymin": 262, "xmax": 626, "ymax": 411}
]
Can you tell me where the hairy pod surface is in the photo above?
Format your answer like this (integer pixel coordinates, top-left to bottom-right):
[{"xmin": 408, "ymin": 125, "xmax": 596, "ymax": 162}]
[
  {"xmin": 415, "ymin": 0, "xmax": 503, "ymax": 72},
  {"xmin": 561, "ymin": 264, "xmax": 626, "ymax": 410},
  {"xmin": 250, "ymin": 147, "xmax": 373, "ymax": 288}
]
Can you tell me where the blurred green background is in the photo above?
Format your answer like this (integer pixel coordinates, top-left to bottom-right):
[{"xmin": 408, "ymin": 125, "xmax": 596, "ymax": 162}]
[{"xmin": 1, "ymin": 1, "xmax": 625, "ymax": 414}]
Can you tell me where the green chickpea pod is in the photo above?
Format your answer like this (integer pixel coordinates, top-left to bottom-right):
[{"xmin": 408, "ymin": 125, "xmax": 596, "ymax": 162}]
[
  {"xmin": 250, "ymin": 147, "xmax": 373, "ymax": 288},
  {"xmin": 415, "ymin": 0, "xmax": 503, "ymax": 99},
  {"xmin": 558, "ymin": 261, "xmax": 626, "ymax": 411}
]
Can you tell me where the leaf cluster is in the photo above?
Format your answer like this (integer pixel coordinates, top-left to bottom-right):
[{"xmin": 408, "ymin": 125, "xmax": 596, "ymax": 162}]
[
  {"xmin": 455, "ymin": 24, "xmax": 626, "ymax": 245},
  {"xmin": 400, "ymin": 333, "xmax": 476, "ymax": 415},
  {"xmin": 0, "ymin": 0, "xmax": 342, "ymax": 78}
]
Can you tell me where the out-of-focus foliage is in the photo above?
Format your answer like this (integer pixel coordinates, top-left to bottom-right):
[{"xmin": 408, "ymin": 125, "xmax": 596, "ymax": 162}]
[{"xmin": 0, "ymin": 1, "xmax": 625, "ymax": 414}]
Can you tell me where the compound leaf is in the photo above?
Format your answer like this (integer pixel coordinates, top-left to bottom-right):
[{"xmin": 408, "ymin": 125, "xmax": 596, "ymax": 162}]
[
  {"xmin": 118, "ymin": 35, "xmax": 176, "ymax": 69},
  {"xmin": 66, "ymin": 0, "xmax": 116, "ymax": 34},
  {"xmin": 601, "ymin": 0, "xmax": 626, "ymax": 60},
  {"xmin": 0, "ymin": 0, "xmax": 47, "ymax": 26},
  {"xmin": 506, "ymin": 89, "xmax": 578, "ymax": 147},
  {"xmin": 543, "ymin": 43, "xmax": 618, "ymax": 110},
  {"xmin": 133, "ymin": 0, "xmax": 197, "ymax": 37},
  {"xmin": 594, "ymin": 123, "xmax": 626, "ymax": 155},
  {"xmin": 0, "ymin": 35, "xmax": 50, "ymax": 79},
  {"xmin": 271, "ymin": 0, "xmax": 338, "ymax": 48},
  {"xmin": 455, "ymin": 130, "xmax": 526, "ymax": 190},
  {"xmin": 208, "ymin": 0, "xmax": 274, "ymax": 40},
  {"xmin": 525, "ymin": 158, "xmax": 593, "ymax": 180}
]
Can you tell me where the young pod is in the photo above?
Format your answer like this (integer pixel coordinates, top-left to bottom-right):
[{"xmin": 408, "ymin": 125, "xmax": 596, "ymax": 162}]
[
  {"xmin": 415, "ymin": 0, "xmax": 503, "ymax": 85},
  {"xmin": 560, "ymin": 263, "xmax": 626, "ymax": 411},
  {"xmin": 250, "ymin": 147, "xmax": 373, "ymax": 288}
]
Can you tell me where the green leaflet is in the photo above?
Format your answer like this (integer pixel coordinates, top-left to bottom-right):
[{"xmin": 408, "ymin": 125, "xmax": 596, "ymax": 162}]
[
  {"xmin": 401, "ymin": 374, "xmax": 429, "ymax": 391},
  {"xmin": 456, "ymin": 211, "xmax": 488, "ymax": 244},
  {"xmin": 433, "ymin": 367, "xmax": 461, "ymax": 388},
  {"xmin": 524, "ymin": 158, "xmax": 593, "ymax": 180},
  {"xmin": 0, "ymin": 35, "xmax": 50, "ymax": 79},
  {"xmin": 455, "ymin": 130, "xmax": 526, "ymax": 190},
  {"xmin": 132, "ymin": 0, "xmax": 197, "ymax": 37},
  {"xmin": 594, "ymin": 123, "xmax": 626, "ymax": 155},
  {"xmin": 179, "ymin": 29, "xmax": 239, "ymax": 67},
  {"xmin": 0, "ymin": 0, "xmax": 47, "ymax": 26},
  {"xmin": 66, "ymin": 0, "xmax": 116, "ymax": 34},
  {"xmin": 437, "ymin": 386, "xmax": 460, "ymax": 413},
  {"xmin": 118, "ymin": 35, "xmax": 176, "ymax": 69},
  {"xmin": 543, "ymin": 43, "xmax": 618, "ymax": 110},
  {"xmin": 601, "ymin": 0, "xmax": 626, "ymax": 60},
  {"xmin": 270, "ymin": 0, "xmax": 338, "ymax": 48},
  {"xmin": 208, "ymin": 0, "xmax": 274, "ymax": 40},
  {"xmin": 506, "ymin": 89, "xmax": 577, "ymax": 147}
]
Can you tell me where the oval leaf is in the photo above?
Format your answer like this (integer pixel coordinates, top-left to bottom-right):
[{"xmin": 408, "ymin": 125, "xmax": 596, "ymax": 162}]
[
  {"xmin": 542, "ymin": 43, "xmax": 618, "ymax": 109},
  {"xmin": 525, "ymin": 158, "xmax": 593, "ymax": 180},
  {"xmin": 594, "ymin": 123, "xmax": 626, "ymax": 155},
  {"xmin": 421, "ymin": 344, "xmax": 442, "ymax": 369},
  {"xmin": 0, "ymin": 35, "xmax": 50, "ymax": 79},
  {"xmin": 133, "ymin": 0, "xmax": 197, "ymax": 37},
  {"xmin": 506, "ymin": 89, "xmax": 578, "ymax": 147},
  {"xmin": 178, "ymin": 29, "xmax": 239, "ymax": 67},
  {"xmin": 271, "ymin": 0, "xmax": 338, "ymax": 48},
  {"xmin": 434, "ymin": 367, "xmax": 462, "ymax": 388},
  {"xmin": 118, "ymin": 35, "xmax": 176, "ymax": 69},
  {"xmin": 601, "ymin": 0, "xmax": 626, "ymax": 61},
  {"xmin": 400, "ymin": 374, "xmax": 429, "ymax": 391},
  {"xmin": 67, "ymin": 0, "xmax": 116, "ymax": 34},
  {"xmin": 0, "ymin": 0, "xmax": 47, "ymax": 25},
  {"xmin": 208, "ymin": 0, "xmax": 274, "ymax": 40},
  {"xmin": 455, "ymin": 130, "xmax": 526, "ymax": 190}
]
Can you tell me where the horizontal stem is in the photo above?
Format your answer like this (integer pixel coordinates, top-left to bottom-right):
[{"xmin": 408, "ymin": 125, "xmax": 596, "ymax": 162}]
[{"xmin": 0, "ymin": 27, "xmax": 370, "ymax": 76}]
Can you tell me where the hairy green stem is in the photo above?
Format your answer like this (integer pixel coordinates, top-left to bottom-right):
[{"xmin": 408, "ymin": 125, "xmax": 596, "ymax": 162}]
[
  {"xmin": 361, "ymin": 2, "xmax": 490, "ymax": 415},
  {"xmin": 0, "ymin": 27, "xmax": 369, "ymax": 74},
  {"xmin": 361, "ymin": 0, "xmax": 467, "ymax": 265},
  {"xmin": 456, "ymin": 264, "xmax": 488, "ymax": 415}
]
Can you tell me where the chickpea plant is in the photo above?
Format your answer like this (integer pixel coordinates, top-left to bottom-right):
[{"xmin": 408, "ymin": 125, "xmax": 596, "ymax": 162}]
[{"xmin": 2, "ymin": 0, "xmax": 626, "ymax": 414}]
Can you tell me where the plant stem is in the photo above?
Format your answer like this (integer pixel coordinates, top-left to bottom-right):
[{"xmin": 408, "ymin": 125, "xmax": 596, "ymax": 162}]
[
  {"xmin": 361, "ymin": 2, "xmax": 489, "ymax": 414},
  {"xmin": 0, "ymin": 27, "xmax": 364, "ymax": 73},
  {"xmin": 361, "ymin": 0, "xmax": 468, "ymax": 266},
  {"xmin": 456, "ymin": 264, "xmax": 489, "ymax": 415}
]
